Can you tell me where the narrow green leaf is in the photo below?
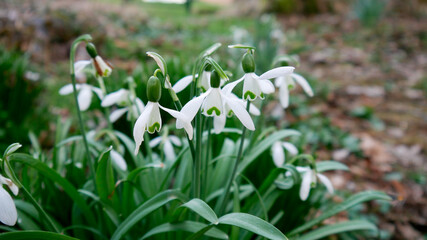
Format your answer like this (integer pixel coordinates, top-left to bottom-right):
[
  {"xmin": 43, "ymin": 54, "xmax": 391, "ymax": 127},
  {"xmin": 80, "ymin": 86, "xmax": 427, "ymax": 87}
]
[
  {"xmin": 219, "ymin": 213, "xmax": 288, "ymax": 240},
  {"xmin": 8, "ymin": 153, "xmax": 96, "ymax": 226},
  {"xmin": 316, "ymin": 161, "xmax": 349, "ymax": 172},
  {"xmin": 111, "ymin": 189, "xmax": 187, "ymax": 240},
  {"xmin": 297, "ymin": 220, "xmax": 377, "ymax": 240},
  {"xmin": 289, "ymin": 191, "xmax": 392, "ymax": 235},
  {"xmin": 201, "ymin": 43, "xmax": 222, "ymax": 58},
  {"xmin": 0, "ymin": 231, "xmax": 78, "ymax": 240},
  {"xmin": 180, "ymin": 199, "xmax": 218, "ymax": 224},
  {"xmin": 141, "ymin": 221, "xmax": 228, "ymax": 240},
  {"xmin": 95, "ymin": 147, "xmax": 117, "ymax": 206},
  {"xmin": 238, "ymin": 130, "xmax": 300, "ymax": 174}
]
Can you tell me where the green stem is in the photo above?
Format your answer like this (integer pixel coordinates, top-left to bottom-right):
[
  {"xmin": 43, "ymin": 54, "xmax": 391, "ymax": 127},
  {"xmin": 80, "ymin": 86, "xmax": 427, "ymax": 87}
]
[
  {"xmin": 218, "ymin": 101, "xmax": 250, "ymax": 215},
  {"xmin": 144, "ymin": 133, "xmax": 153, "ymax": 163},
  {"xmin": 96, "ymin": 76, "xmax": 113, "ymax": 130},
  {"xmin": 193, "ymin": 109, "xmax": 203, "ymax": 199},
  {"xmin": 201, "ymin": 118, "xmax": 212, "ymax": 199}
]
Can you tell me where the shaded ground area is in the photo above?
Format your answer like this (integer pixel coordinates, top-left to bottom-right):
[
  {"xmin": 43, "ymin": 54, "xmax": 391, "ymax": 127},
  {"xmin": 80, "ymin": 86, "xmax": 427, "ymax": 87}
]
[
  {"xmin": 278, "ymin": 11, "xmax": 427, "ymax": 239},
  {"xmin": 1, "ymin": 0, "xmax": 426, "ymax": 238}
]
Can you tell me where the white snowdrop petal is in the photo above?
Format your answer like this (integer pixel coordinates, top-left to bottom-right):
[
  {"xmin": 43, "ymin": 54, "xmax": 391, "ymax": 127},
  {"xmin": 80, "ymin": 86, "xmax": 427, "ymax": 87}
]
[
  {"xmin": 77, "ymin": 86, "xmax": 93, "ymax": 111},
  {"xmin": 59, "ymin": 84, "xmax": 80, "ymax": 95},
  {"xmin": 109, "ymin": 108, "xmax": 128, "ymax": 123},
  {"xmin": 163, "ymin": 140, "xmax": 176, "ymax": 160},
  {"xmin": 259, "ymin": 79, "xmax": 275, "ymax": 94},
  {"xmin": 159, "ymin": 105, "xmax": 194, "ymax": 140},
  {"xmin": 213, "ymin": 114, "xmax": 226, "ymax": 134},
  {"xmin": 279, "ymin": 84, "xmax": 290, "ymax": 109},
  {"xmin": 91, "ymin": 86, "xmax": 104, "ymax": 100},
  {"xmin": 0, "ymin": 187, "xmax": 17, "ymax": 226},
  {"xmin": 133, "ymin": 102, "xmax": 153, "ymax": 155},
  {"xmin": 299, "ymin": 171, "xmax": 312, "ymax": 201},
  {"xmin": 223, "ymin": 94, "xmax": 255, "ymax": 130},
  {"xmin": 74, "ymin": 60, "xmax": 91, "ymax": 75},
  {"xmin": 249, "ymin": 103, "xmax": 260, "ymax": 116},
  {"xmin": 179, "ymin": 90, "xmax": 211, "ymax": 123},
  {"xmin": 147, "ymin": 103, "xmax": 162, "ymax": 134},
  {"xmin": 275, "ymin": 76, "xmax": 285, "ymax": 87},
  {"xmin": 110, "ymin": 150, "xmax": 127, "ymax": 171},
  {"xmin": 102, "ymin": 89, "xmax": 129, "ymax": 107},
  {"xmin": 199, "ymin": 71, "xmax": 211, "ymax": 91},
  {"xmin": 172, "ymin": 75, "xmax": 194, "ymax": 93},
  {"xmin": 271, "ymin": 142, "xmax": 285, "ymax": 167},
  {"xmin": 242, "ymin": 73, "xmax": 262, "ymax": 101},
  {"xmin": 169, "ymin": 136, "xmax": 182, "ymax": 146},
  {"xmin": 282, "ymin": 142, "xmax": 298, "ymax": 155},
  {"xmin": 292, "ymin": 73, "xmax": 314, "ymax": 97},
  {"xmin": 202, "ymin": 88, "xmax": 223, "ymax": 116},
  {"xmin": 222, "ymin": 76, "xmax": 244, "ymax": 95},
  {"xmin": 149, "ymin": 136, "xmax": 163, "ymax": 148},
  {"xmin": 259, "ymin": 66, "xmax": 294, "ymax": 80},
  {"xmin": 317, "ymin": 173, "xmax": 334, "ymax": 194}
]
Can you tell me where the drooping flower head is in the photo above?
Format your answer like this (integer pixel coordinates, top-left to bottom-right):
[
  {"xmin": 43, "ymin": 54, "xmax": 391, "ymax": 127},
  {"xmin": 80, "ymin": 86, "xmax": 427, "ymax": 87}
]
[
  {"xmin": 226, "ymin": 51, "xmax": 295, "ymax": 101},
  {"xmin": 85, "ymin": 43, "xmax": 113, "ymax": 77},
  {"xmin": 0, "ymin": 175, "xmax": 18, "ymax": 226},
  {"xmin": 101, "ymin": 89, "xmax": 145, "ymax": 122},
  {"xmin": 271, "ymin": 140, "xmax": 298, "ymax": 167},
  {"xmin": 275, "ymin": 73, "xmax": 313, "ymax": 109},
  {"xmin": 59, "ymin": 83, "xmax": 103, "ymax": 111},
  {"xmin": 177, "ymin": 70, "xmax": 255, "ymax": 132},
  {"xmin": 133, "ymin": 76, "xmax": 193, "ymax": 155},
  {"xmin": 149, "ymin": 130, "xmax": 182, "ymax": 161},
  {"xmin": 292, "ymin": 166, "xmax": 334, "ymax": 201}
]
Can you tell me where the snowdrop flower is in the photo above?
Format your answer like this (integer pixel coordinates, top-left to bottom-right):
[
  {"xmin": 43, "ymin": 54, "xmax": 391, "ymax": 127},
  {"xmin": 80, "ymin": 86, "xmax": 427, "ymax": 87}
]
[
  {"xmin": 177, "ymin": 70, "xmax": 255, "ymax": 132},
  {"xmin": 149, "ymin": 133, "xmax": 182, "ymax": 160},
  {"xmin": 101, "ymin": 89, "xmax": 145, "ymax": 122},
  {"xmin": 226, "ymin": 52, "xmax": 294, "ymax": 101},
  {"xmin": 0, "ymin": 175, "xmax": 18, "ymax": 226},
  {"xmin": 133, "ymin": 76, "xmax": 193, "ymax": 155},
  {"xmin": 79, "ymin": 43, "xmax": 113, "ymax": 77},
  {"xmin": 293, "ymin": 166, "xmax": 334, "ymax": 201},
  {"xmin": 212, "ymin": 83, "xmax": 260, "ymax": 133},
  {"xmin": 275, "ymin": 73, "xmax": 313, "ymax": 108},
  {"xmin": 271, "ymin": 141, "xmax": 298, "ymax": 167},
  {"xmin": 172, "ymin": 69, "xmax": 214, "ymax": 94},
  {"xmin": 59, "ymin": 83, "xmax": 103, "ymax": 111}
]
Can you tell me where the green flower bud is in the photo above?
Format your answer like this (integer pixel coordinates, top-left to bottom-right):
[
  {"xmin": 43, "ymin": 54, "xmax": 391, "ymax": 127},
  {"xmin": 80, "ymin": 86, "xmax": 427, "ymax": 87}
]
[
  {"xmin": 86, "ymin": 43, "xmax": 98, "ymax": 58},
  {"xmin": 147, "ymin": 76, "xmax": 162, "ymax": 102},
  {"xmin": 210, "ymin": 70, "xmax": 221, "ymax": 88},
  {"xmin": 242, "ymin": 52, "xmax": 255, "ymax": 73}
]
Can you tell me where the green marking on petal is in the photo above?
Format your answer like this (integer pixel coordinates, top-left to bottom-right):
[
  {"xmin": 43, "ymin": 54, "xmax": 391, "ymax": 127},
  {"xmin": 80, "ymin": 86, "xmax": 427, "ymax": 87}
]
[
  {"xmin": 288, "ymin": 84, "xmax": 295, "ymax": 90},
  {"xmin": 206, "ymin": 107, "xmax": 221, "ymax": 116},
  {"xmin": 227, "ymin": 110, "xmax": 233, "ymax": 117},
  {"xmin": 260, "ymin": 92, "xmax": 265, "ymax": 99},
  {"xmin": 244, "ymin": 91, "xmax": 256, "ymax": 101},
  {"xmin": 148, "ymin": 122, "xmax": 161, "ymax": 133}
]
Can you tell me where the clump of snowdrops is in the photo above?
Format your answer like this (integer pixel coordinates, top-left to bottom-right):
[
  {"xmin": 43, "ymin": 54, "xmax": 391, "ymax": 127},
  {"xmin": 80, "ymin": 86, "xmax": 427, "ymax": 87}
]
[{"xmin": 0, "ymin": 34, "xmax": 392, "ymax": 240}]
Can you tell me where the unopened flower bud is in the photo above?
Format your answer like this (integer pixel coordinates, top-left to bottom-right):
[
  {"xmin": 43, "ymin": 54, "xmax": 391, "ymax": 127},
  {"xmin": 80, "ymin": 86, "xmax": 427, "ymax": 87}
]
[
  {"xmin": 210, "ymin": 70, "xmax": 221, "ymax": 88},
  {"xmin": 147, "ymin": 76, "xmax": 162, "ymax": 102},
  {"xmin": 242, "ymin": 52, "xmax": 255, "ymax": 73},
  {"xmin": 92, "ymin": 56, "xmax": 113, "ymax": 77}
]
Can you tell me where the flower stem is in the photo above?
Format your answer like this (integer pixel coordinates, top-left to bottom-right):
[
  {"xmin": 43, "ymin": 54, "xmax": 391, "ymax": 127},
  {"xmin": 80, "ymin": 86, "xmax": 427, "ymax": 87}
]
[
  {"xmin": 217, "ymin": 101, "xmax": 250, "ymax": 215},
  {"xmin": 194, "ymin": 109, "xmax": 203, "ymax": 199},
  {"xmin": 201, "ymin": 117, "xmax": 212, "ymax": 199},
  {"xmin": 69, "ymin": 36, "xmax": 96, "ymax": 181}
]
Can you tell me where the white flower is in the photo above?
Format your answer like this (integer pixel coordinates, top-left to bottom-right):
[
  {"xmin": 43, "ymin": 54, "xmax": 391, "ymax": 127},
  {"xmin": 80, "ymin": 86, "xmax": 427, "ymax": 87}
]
[
  {"xmin": 0, "ymin": 175, "xmax": 18, "ymax": 226},
  {"xmin": 227, "ymin": 67, "xmax": 295, "ymax": 101},
  {"xmin": 59, "ymin": 83, "xmax": 103, "ymax": 111},
  {"xmin": 74, "ymin": 57, "xmax": 112, "ymax": 78},
  {"xmin": 293, "ymin": 167, "xmax": 334, "ymax": 201},
  {"xmin": 212, "ymin": 84, "xmax": 260, "ymax": 134},
  {"xmin": 177, "ymin": 86, "xmax": 255, "ymax": 132},
  {"xmin": 133, "ymin": 102, "xmax": 193, "ymax": 155},
  {"xmin": 149, "ymin": 135, "xmax": 182, "ymax": 160},
  {"xmin": 275, "ymin": 73, "xmax": 313, "ymax": 109},
  {"xmin": 172, "ymin": 71, "xmax": 216, "ymax": 93},
  {"xmin": 271, "ymin": 141, "xmax": 298, "ymax": 167},
  {"xmin": 101, "ymin": 89, "xmax": 145, "ymax": 122}
]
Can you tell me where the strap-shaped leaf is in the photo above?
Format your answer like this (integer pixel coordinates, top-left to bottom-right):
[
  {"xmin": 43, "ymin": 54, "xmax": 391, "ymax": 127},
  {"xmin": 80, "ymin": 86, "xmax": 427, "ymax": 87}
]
[
  {"xmin": 297, "ymin": 220, "xmax": 377, "ymax": 240},
  {"xmin": 111, "ymin": 189, "xmax": 187, "ymax": 240},
  {"xmin": 219, "ymin": 213, "xmax": 287, "ymax": 240},
  {"xmin": 0, "ymin": 231, "xmax": 78, "ymax": 240},
  {"xmin": 141, "ymin": 221, "xmax": 228, "ymax": 240},
  {"xmin": 180, "ymin": 199, "xmax": 219, "ymax": 224},
  {"xmin": 289, "ymin": 191, "xmax": 391, "ymax": 235},
  {"xmin": 95, "ymin": 147, "xmax": 117, "ymax": 206},
  {"xmin": 316, "ymin": 161, "xmax": 349, "ymax": 172}
]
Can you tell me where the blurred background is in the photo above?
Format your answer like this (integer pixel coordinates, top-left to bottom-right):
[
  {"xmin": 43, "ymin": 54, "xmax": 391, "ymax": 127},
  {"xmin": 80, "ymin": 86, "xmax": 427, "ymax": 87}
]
[{"xmin": 0, "ymin": 0, "xmax": 426, "ymax": 238}]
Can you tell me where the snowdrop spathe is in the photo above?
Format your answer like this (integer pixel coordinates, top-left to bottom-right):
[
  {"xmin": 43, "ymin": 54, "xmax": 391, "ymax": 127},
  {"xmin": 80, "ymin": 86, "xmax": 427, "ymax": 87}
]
[
  {"xmin": 177, "ymin": 71, "xmax": 255, "ymax": 132},
  {"xmin": 133, "ymin": 76, "xmax": 193, "ymax": 155},
  {"xmin": 275, "ymin": 73, "xmax": 313, "ymax": 109},
  {"xmin": 59, "ymin": 83, "xmax": 103, "ymax": 111},
  {"xmin": 271, "ymin": 141, "xmax": 298, "ymax": 167},
  {"xmin": 0, "ymin": 175, "xmax": 18, "ymax": 226},
  {"xmin": 101, "ymin": 89, "xmax": 145, "ymax": 122},
  {"xmin": 226, "ymin": 52, "xmax": 294, "ymax": 101}
]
